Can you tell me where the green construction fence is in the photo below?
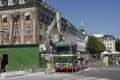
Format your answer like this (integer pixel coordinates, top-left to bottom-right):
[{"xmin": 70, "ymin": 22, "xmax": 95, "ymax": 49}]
[{"xmin": 0, "ymin": 44, "xmax": 40, "ymax": 72}]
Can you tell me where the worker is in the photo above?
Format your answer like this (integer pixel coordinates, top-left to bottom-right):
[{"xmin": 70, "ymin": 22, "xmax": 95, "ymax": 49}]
[{"xmin": 45, "ymin": 60, "xmax": 51, "ymax": 74}]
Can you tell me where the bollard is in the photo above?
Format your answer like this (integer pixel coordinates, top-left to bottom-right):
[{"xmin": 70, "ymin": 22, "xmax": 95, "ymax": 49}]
[
  {"xmin": 100, "ymin": 60, "xmax": 104, "ymax": 68},
  {"xmin": 31, "ymin": 62, "xmax": 35, "ymax": 73},
  {"xmin": 92, "ymin": 61, "xmax": 94, "ymax": 71},
  {"xmin": 71, "ymin": 65, "xmax": 74, "ymax": 73},
  {"xmin": 20, "ymin": 64, "xmax": 23, "ymax": 71},
  {"xmin": 5, "ymin": 64, "xmax": 8, "ymax": 72}
]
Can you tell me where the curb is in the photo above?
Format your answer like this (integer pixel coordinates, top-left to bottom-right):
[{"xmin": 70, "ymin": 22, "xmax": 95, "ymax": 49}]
[{"xmin": 0, "ymin": 71, "xmax": 25, "ymax": 78}]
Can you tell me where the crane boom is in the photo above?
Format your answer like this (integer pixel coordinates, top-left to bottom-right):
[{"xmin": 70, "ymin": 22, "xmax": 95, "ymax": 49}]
[{"xmin": 39, "ymin": 11, "xmax": 61, "ymax": 51}]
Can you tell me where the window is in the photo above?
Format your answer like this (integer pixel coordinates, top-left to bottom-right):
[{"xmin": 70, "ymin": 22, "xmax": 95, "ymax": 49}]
[
  {"xmin": 2, "ymin": 15, "xmax": 7, "ymax": 22},
  {"xmin": 25, "ymin": 41, "xmax": 31, "ymax": 44},
  {"xmin": 26, "ymin": 15, "xmax": 30, "ymax": 20},
  {"xmin": 2, "ymin": 27, "xmax": 8, "ymax": 36},
  {"xmin": 19, "ymin": 0, "xmax": 26, "ymax": 4},
  {"xmin": 14, "ymin": 26, "xmax": 19, "ymax": 35},
  {"xmin": 25, "ymin": 26, "xmax": 31, "ymax": 35},
  {"xmin": 44, "ymin": 16, "xmax": 47, "ymax": 23},
  {"xmin": 8, "ymin": 0, "xmax": 13, "ymax": 6},
  {"xmin": 15, "ymin": 41, "xmax": 19, "ymax": 45},
  {"xmin": 25, "ymin": 13, "xmax": 30, "ymax": 20},
  {"xmin": 0, "ymin": 1, "xmax": 2, "ymax": 7},
  {"xmin": 13, "ymin": 15, "xmax": 19, "ymax": 22}
]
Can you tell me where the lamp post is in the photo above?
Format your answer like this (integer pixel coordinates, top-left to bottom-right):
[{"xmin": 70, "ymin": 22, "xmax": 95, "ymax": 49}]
[
  {"xmin": 11, "ymin": 11, "xmax": 20, "ymax": 44},
  {"xmin": 0, "ymin": 30, "xmax": 4, "ymax": 45}
]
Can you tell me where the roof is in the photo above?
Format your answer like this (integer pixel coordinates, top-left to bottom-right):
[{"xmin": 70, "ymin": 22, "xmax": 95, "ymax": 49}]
[
  {"xmin": 0, "ymin": 0, "xmax": 43, "ymax": 11},
  {"xmin": 104, "ymin": 35, "xmax": 115, "ymax": 39}
]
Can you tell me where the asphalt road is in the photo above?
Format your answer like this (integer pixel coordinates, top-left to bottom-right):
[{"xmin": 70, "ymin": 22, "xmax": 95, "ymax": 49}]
[{"xmin": 0, "ymin": 64, "xmax": 120, "ymax": 80}]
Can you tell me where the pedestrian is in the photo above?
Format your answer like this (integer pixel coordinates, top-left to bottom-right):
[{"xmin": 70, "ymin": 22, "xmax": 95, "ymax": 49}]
[
  {"xmin": 103, "ymin": 56, "xmax": 106, "ymax": 65},
  {"xmin": 45, "ymin": 60, "xmax": 51, "ymax": 74},
  {"xmin": 118, "ymin": 57, "xmax": 120, "ymax": 65},
  {"xmin": 116, "ymin": 57, "xmax": 120, "ymax": 66},
  {"xmin": 105, "ymin": 56, "xmax": 109, "ymax": 66}
]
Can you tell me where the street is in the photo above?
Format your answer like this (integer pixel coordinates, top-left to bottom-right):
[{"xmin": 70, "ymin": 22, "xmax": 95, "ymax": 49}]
[{"xmin": 0, "ymin": 64, "xmax": 120, "ymax": 80}]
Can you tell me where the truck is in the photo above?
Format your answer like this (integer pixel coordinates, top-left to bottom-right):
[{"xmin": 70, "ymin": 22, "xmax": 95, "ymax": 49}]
[{"xmin": 53, "ymin": 41, "xmax": 82, "ymax": 72}]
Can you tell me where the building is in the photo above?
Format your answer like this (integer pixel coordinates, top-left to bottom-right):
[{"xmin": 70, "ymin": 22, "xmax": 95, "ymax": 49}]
[
  {"xmin": 0, "ymin": 0, "xmax": 88, "ymax": 71},
  {"xmin": 0, "ymin": 0, "xmax": 87, "ymax": 51},
  {"xmin": 93, "ymin": 34, "xmax": 115, "ymax": 52}
]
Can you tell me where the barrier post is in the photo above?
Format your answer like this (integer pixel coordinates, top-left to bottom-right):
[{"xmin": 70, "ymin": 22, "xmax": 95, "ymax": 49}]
[
  {"xmin": 20, "ymin": 63, "xmax": 23, "ymax": 71},
  {"xmin": 31, "ymin": 62, "xmax": 35, "ymax": 73},
  {"xmin": 5, "ymin": 64, "xmax": 8, "ymax": 72},
  {"xmin": 92, "ymin": 61, "xmax": 94, "ymax": 71},
  {"xmin": 82, "ymin": 63, "xmax": 84, "ymax": 73},
  {"xmin": 71, "ymin": 65, "xmax": 74, "ymax": 73}
]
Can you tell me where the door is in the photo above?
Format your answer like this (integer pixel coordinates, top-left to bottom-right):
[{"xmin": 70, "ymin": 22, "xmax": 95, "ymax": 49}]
[{"xmin": 1, "ymin": 54, "xmax": 8, "ymax": 72}]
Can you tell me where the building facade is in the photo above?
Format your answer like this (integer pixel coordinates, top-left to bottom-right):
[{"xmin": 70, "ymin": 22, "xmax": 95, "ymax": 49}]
[
  {"xmin": 93, "ymin": 34, "xmax": 115, "ymax": 52},
  {"xmin": 0, "ymin": 0, "xmax": 87, "ymax": 51}
]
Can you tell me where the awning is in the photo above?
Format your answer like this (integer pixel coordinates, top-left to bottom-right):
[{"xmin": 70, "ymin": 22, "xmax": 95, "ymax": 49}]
[{"xmin": 111, "ymin": 51, "xmax": 120, "ymax": 54}]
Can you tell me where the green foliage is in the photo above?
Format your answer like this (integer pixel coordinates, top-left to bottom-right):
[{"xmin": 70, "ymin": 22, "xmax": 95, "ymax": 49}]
[{"xmin": 86, "ymin": 36, "xmax": 106, "ymax": 55}]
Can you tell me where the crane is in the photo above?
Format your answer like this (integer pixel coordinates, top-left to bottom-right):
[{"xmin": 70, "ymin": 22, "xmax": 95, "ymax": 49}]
[{"xmin": 39, "ymin": 11, "xmax": 61, "ymax": 51}]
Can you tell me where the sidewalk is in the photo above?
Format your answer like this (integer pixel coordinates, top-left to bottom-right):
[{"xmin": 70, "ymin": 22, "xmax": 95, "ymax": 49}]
[
  {"xmin": 90, "ymin": 60, "xmax": 120, "ymax": 71},
  {"xmin": 0, "ymin": 69, "xmax": 56, "ymax": 78}
]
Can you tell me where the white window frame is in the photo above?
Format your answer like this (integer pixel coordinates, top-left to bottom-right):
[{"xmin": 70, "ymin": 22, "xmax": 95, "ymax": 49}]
[
  {"xmin": 25, "ymin": 12, "xmax": 30, "ymax": 20},
  {"xmin": 2, "ymin": 15, "xmax": 7, "ymax": 22},
  {"xmin": 15, "ymin": 41, "xmax": 19, "ymax": 45},
  {"xmin": 0, "ymin": 1, "xmax": 2, "ymax": 7},
  {"xmin": 25, "ymin": 40, "xmax": 31, "ymax": 44},
  {"xmin": 14, "ymin": 26, "xmax": 19, "ymax": 36},
  {"xmin": 2, "ymin": 15, "xmax": 7, "ymax": 19},
  {"xmin": 25, "ymin": 26, "xmax": 31, "ymax": 35},
  {"xmin": 2, "ymin": 27, "xmax": 8, "ymax": 36},
  {"xmin": 19, "ymin": 0, "xmax": 26, "ymax": 4},
  {"xmin": 8, "ymin": 0, "xmax": 13, "ymax": 6}
]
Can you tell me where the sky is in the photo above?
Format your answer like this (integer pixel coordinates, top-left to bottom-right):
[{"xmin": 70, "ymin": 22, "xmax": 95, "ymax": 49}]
[{"xmin": 45, "ymin": 0, "xmax": 120, "ymax": 38}]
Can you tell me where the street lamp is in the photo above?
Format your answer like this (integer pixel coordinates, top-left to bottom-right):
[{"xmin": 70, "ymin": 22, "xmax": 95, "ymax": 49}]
[
  {"xmin": 11, "ymin": 11, "xmax": 20, "ymax": 44},
  {"xmin": 0, "ymin": 30, "xmax": 4, "ymax": 45}
]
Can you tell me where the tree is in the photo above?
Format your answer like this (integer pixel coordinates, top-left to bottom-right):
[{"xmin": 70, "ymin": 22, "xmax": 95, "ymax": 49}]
[{"xmin": 86, "ymin": 36, "xmax": 106, "ymax": 58}]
